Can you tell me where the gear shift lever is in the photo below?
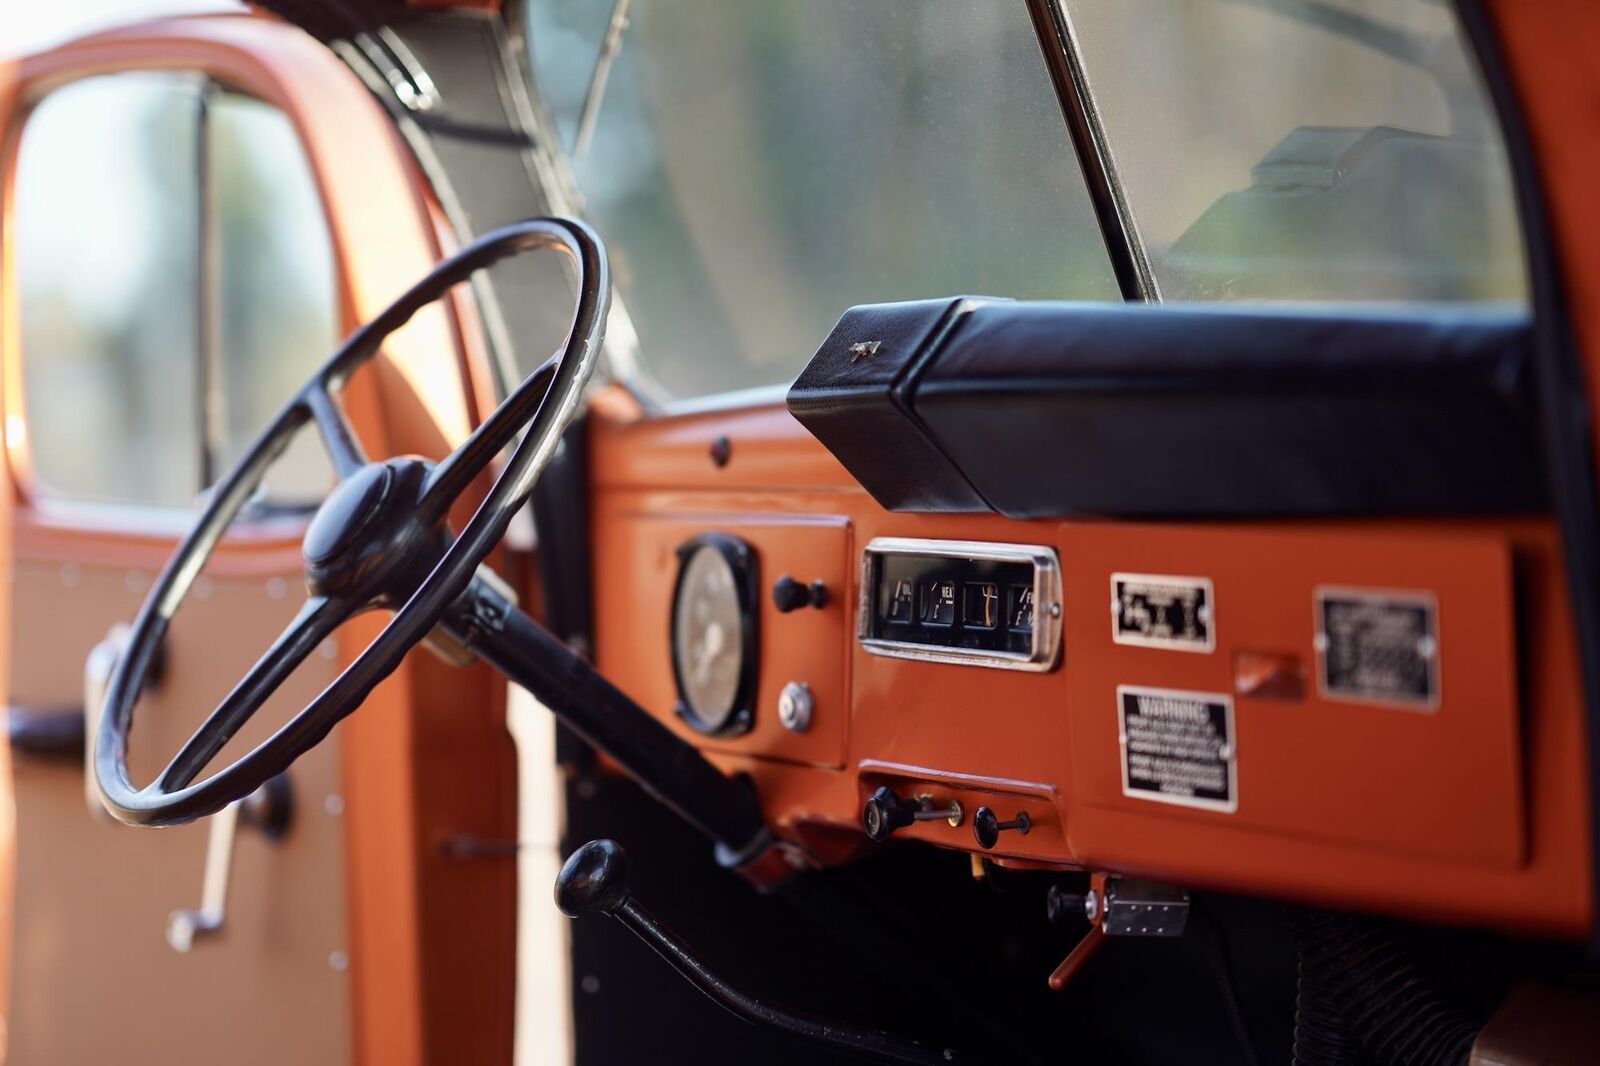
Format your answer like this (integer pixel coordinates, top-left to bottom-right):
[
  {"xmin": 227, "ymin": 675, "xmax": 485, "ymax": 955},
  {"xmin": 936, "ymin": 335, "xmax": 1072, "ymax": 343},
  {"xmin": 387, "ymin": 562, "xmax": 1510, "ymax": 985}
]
[{"xmin": 555, "ymin": 840, "xmax": 962, "ymax": 1065}]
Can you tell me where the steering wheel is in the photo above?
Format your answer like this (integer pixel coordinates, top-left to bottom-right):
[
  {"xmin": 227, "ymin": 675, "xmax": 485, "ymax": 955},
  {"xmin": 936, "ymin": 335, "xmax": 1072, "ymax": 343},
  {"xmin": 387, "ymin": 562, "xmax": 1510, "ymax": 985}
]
[{"xmin": 93, "ymin": 217, "xmax": 609, "ymax": 828}]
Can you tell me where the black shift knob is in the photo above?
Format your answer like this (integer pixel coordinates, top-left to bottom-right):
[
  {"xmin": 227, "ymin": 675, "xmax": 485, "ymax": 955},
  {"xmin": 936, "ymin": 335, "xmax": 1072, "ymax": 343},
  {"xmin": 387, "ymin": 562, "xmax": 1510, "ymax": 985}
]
[{"xmin": 555, "ymin": 839, "xmax": 631, "ymax": 917}]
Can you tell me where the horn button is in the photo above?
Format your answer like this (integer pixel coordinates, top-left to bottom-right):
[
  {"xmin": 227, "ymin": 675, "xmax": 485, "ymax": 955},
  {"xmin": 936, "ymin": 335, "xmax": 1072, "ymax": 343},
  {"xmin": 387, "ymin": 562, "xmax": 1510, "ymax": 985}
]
[{"xmin": 302, "ymin": 458, "xmax": 446, "ymax": 604}]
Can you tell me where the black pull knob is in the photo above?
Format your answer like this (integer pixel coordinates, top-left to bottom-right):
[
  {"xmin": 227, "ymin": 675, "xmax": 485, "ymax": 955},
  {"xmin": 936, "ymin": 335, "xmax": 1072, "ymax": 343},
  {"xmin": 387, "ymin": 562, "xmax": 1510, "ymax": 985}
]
[
  {"xmin": 862, "ymin": 787, "xmax": 963, "ymax": 841},
  {"xmin": 772, "ymin": 575, "xmax": 828, "ymax": 613},
  {"xmin": 972, "ymin": 806, "xmax": 1031, "ymax": 850},
  {"xmin": 863, "ymin": 786, "xmax": 916, "ymax": 841},
  {"xmin": 1046, "ymin": 883, "xmax": 1092, "ymax": 927}
]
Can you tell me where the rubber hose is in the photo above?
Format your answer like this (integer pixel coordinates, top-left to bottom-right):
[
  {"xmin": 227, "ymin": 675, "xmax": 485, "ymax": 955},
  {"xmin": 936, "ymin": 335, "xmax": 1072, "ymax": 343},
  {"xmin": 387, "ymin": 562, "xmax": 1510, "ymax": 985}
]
[{"xmin": 1293, "ymin": 910, "xmax": 1479, "ymax": 1066}]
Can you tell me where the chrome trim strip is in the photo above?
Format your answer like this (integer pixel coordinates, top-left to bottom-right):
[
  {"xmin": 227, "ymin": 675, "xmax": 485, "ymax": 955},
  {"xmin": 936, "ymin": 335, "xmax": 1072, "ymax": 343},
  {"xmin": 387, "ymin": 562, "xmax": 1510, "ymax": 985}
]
[{"xmin": 858, "ymin": 537, "xmax": 1063, "ymax": 672}]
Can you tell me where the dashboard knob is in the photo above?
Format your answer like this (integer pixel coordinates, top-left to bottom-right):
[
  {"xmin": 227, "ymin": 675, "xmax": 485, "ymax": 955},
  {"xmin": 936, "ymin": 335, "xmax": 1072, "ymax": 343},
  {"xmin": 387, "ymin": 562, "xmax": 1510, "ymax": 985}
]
[
  {"xmin": 863, "ymin": 786, "xmax": 917, "ymax": 841},
  {"xmin": 863, "ymin": 786, "xmax": 964, "ymax": 841},
  {"xmin": 972, "ymin": 806, "xmax": 1032, "ymax": 850},
  {"xmin": 772, "ymin": 575, "xmax": 828, "ymax": 613},
  {"xmin": 1046, "ymin": 883, "xmax": 1094, "ymax": 927}
]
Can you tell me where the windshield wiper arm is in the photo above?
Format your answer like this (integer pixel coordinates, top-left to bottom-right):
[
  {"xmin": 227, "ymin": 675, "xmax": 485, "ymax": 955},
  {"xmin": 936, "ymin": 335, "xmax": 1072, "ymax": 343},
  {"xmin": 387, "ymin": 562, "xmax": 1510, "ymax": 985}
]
[{"xmin": 573, "ymin": 0, "xmax": 634, "ymax": 160}]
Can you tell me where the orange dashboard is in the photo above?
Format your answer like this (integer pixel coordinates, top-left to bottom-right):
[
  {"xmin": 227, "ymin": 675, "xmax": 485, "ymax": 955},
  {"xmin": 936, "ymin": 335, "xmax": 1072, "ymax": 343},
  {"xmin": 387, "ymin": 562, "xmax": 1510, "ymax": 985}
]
[{"xmin": 587, "ymin": 399, "xmax": 1591, "ymax": 941}]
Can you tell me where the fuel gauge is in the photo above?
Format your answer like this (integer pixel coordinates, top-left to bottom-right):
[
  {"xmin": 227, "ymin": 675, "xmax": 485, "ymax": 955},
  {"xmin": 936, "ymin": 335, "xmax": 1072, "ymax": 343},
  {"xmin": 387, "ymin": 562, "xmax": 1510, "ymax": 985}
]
[{"xmin": 670, "ymin": 533, "xmax": 759, "ymax": 735}]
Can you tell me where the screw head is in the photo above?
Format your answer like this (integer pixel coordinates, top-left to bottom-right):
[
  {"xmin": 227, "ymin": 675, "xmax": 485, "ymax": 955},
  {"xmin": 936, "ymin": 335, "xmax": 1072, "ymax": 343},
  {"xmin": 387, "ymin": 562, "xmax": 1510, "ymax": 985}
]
[{"xmin": 777, "ymin": 681, "xmax": 813, "ymax": 732}]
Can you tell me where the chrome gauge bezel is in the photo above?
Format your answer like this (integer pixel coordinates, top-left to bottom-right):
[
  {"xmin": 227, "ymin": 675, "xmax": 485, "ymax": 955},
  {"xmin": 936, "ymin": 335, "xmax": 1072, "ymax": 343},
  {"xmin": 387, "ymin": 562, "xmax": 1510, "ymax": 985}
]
[
  {"xmin": 669, "ymin": 532, "xmax": 760, "ymax": 736},
  {"xmin": 858, "ymin": 537, "xmax": 1063, "ymax": 672}
]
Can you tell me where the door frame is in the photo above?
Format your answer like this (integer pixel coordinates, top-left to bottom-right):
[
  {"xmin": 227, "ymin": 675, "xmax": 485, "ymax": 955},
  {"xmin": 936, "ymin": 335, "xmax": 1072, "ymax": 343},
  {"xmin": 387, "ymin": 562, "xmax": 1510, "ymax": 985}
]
[{"xmin": 0, "ymin": 14, "xmax": 512, "ymax": 1064}]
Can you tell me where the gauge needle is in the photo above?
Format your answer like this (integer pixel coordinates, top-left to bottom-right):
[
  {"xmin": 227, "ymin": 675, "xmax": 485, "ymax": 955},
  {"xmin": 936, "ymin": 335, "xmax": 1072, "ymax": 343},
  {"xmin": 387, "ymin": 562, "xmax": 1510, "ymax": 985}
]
[{"xmin": 693, "ymin": 622, "xmax": 725, "ymax": 684}]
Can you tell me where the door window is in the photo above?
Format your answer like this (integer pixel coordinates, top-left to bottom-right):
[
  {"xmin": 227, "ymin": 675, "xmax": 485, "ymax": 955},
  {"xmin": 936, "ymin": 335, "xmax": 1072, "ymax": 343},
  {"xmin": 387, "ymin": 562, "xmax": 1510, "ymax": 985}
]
[
  {"xmin": 524, "ymin": 0, "xmax": 1120, "ymax": 402},
  {"xmin": 14, "ymin": 72, "xmax": 336, "ymax": 511},
  {"xmin": 1056, "ymin": 0, "xmax": 1527, "ymax": 302}
]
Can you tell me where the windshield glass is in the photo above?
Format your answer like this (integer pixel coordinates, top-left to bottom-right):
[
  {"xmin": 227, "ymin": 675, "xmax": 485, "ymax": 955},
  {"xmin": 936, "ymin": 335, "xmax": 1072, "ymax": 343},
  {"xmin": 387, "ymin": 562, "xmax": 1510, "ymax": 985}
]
[
  {"xmin": 524, "ymin": 0, "xmax": 1118, "ymax": 402},
  {"xmin": 1056, "ymin": 0, "xmax": 1527, "ymax": 302}
]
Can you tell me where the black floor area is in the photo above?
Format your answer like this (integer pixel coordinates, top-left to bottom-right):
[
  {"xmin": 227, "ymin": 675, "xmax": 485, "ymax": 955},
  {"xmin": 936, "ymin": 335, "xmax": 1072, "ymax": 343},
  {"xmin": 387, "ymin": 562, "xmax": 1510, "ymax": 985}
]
[{"xmin": 562, "ymin": 767, "xmax": 1304, "ymax": 1065}]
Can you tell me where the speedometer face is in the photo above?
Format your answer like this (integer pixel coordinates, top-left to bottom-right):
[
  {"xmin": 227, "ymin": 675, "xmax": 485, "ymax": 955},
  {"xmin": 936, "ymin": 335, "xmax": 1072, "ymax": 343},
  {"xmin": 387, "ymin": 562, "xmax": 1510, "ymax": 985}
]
[{"xmin": 670, "ymin": 535, "xmax": 757, "ymax": 735}]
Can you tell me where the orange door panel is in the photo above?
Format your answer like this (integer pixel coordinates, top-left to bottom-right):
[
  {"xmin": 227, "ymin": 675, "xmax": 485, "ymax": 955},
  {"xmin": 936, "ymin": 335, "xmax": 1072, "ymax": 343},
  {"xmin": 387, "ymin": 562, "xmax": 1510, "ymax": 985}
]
[
  {"xmin": 0, "ymin": 15, "xmax": 509, "ymax": 1066},
  {"xmin": 5, "ymin": 531, "xmax": 350, "ymax": 1065}
]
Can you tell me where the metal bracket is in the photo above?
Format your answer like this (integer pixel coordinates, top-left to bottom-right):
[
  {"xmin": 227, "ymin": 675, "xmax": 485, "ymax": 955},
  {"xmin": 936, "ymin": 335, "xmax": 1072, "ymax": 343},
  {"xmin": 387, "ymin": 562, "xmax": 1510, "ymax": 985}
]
[{"xmin": 1047, "ymin": 872, "xmax": 1190, "ymax": 990}]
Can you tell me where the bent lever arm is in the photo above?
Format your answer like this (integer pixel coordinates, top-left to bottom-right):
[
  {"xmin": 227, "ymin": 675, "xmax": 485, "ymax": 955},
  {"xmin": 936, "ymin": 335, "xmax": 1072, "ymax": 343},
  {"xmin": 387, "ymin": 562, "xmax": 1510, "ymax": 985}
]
[
  {"xmin": 557, "ymin": 840, "xmax": 962, "ymax": 1066},
  {"xmin": 441, "ymin": 574, "xmax": 771, "ymax": 864}
]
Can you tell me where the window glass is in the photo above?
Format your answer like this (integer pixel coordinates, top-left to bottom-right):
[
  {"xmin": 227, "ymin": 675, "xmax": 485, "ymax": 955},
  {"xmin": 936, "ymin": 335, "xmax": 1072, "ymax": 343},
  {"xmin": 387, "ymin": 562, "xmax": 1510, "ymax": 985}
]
[
  {"xmin": 17, "ymin": 72, "xmax": 202, "ymax": 507},
  {"xmin": 212, "ymin": 92, "xmax": 336, "ymax": 505},
  {"xmin": 526, "ymin": 0, "xmax": 1118, "ymax": 401},
  {"xmin": 15, "ymin": 75, "xmax": 336, "ymax": 510},
  {"xmin": 1057, "ymin": 0, "xmax": 1527, "ymax": 302}
]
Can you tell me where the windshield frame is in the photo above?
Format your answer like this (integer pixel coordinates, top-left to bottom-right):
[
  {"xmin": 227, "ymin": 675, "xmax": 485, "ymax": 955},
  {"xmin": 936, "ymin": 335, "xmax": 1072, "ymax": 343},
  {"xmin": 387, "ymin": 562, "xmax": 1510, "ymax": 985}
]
[
  {"xmin": 508, "ymin": 0, "xmax": 1130, "ymax": 413},
  {"xmin": 1032, "ymin": 0, "xmax": 1156, "ymax": 302}
]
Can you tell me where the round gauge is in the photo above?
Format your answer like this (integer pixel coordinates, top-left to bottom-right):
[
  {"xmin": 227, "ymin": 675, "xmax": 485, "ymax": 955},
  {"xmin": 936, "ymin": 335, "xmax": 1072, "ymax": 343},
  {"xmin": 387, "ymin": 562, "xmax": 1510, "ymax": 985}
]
[{"xmin": 670, "ymin": 533, "xmax": 758, "ymax": 736}]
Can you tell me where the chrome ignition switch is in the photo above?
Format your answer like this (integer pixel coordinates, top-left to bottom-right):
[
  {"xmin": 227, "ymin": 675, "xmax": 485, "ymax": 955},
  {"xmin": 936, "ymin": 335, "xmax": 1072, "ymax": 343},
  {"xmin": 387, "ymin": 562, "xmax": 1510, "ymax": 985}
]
[{"xmin": 777, "ymin": 681, "xmax": 814, "ymax": 732}]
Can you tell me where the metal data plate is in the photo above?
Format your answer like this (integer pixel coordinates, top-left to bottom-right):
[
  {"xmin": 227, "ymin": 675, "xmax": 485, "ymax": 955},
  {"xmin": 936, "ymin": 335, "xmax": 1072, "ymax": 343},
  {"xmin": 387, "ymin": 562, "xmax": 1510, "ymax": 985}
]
[
  {"xmin": 858, "ymin": 538, "xmax": 1062, "ymax": 671},
  {"xmin": 1111, "ymin": 572, "xmax": 1215, "ymax": 653},
  {"xmin": 1314, "ymin": 586, "xmax": 1440, "ymax": 711}
]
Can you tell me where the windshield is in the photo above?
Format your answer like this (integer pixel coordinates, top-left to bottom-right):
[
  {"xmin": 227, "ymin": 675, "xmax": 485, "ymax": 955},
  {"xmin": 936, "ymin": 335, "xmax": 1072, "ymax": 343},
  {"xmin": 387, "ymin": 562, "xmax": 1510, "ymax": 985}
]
[
  {"xmin": 524, "ymin": 0, "xmax": 1118, "ymax": 402},
  {"xmin": 1056, "ymin": 0, "xmax": 1527, "ymax": 302}
]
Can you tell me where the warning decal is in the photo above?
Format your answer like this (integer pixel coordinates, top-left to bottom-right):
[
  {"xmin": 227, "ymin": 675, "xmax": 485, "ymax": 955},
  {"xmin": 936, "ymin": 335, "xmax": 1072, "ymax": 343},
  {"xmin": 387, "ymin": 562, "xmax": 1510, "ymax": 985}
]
[{"xmin": 1118, "ymin": 685, "xmax": 1237, "ymax": 813}]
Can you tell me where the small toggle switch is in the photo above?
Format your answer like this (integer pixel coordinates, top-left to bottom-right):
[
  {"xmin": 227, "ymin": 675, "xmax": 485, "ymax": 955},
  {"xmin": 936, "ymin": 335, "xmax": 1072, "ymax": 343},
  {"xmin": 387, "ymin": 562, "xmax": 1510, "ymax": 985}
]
[
  {"xmin": 862, "ymin": 786, "xmax": 964, "ymax": 841},
  {"xmin": 971, "ymin": 806, "xmax": 1031, "ymax": 850},
  {"xmin": 772, "ymin": 575, "xmax": 828, "ymax": 613}
]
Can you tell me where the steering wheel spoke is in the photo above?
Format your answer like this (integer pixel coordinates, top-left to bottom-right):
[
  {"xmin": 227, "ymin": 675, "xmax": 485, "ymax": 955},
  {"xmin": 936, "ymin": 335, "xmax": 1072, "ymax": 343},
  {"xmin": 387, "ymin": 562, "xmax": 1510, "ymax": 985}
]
[
  {"xmin": 307, "ymin": 385, "xmax": 368, "ymax": 479},
  {"xmin": 417, "ymin": 353, "xmax": 559, "ymax": 523},
  {"xmin": 155, "ymin": 595, "xmax": 349, "ymax": 794}
]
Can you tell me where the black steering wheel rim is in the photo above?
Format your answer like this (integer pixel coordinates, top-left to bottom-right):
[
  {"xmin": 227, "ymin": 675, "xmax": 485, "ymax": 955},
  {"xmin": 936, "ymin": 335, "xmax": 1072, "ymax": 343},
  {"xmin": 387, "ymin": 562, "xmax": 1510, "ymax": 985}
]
[{"xmin": 94, "ymin": 216, "xmax": 609, "ymax": 828}]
